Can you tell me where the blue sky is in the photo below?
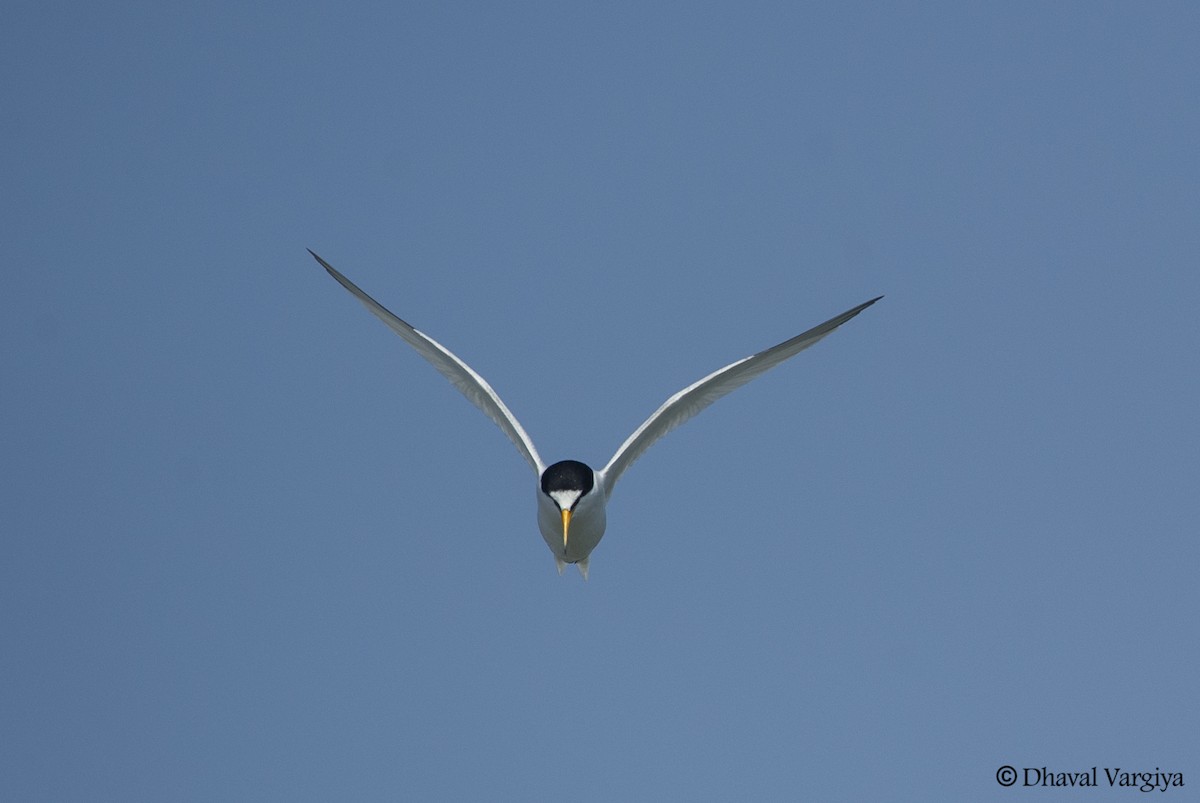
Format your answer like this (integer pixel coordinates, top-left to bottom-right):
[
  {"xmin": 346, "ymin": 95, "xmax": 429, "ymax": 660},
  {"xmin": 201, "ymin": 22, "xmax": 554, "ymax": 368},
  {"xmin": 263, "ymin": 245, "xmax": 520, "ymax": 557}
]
[{"xmin": 3, "ymin": 2, "xmax": 1197, "ymax": 799}]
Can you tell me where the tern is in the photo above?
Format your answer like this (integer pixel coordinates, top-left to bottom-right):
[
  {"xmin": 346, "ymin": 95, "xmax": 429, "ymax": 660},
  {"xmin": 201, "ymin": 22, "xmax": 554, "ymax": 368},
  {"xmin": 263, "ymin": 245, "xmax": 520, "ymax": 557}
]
[{"xmin": 309, "ymin": 250, "xmax": 880, "ymax": 579}]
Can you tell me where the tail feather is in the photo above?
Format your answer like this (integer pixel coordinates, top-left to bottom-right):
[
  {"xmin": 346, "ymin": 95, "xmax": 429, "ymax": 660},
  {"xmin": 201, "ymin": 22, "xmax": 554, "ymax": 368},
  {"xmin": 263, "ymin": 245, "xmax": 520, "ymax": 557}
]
[{"xmin": 577, "ymin": 558, "xmax": 590, "ymax": 581}]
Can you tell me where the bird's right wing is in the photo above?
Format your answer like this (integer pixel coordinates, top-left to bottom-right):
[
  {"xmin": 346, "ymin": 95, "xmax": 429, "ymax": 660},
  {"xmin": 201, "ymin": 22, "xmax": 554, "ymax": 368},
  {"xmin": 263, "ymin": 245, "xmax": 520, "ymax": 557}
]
[
  {"xmin": 309, "ymin": 250, "xmax": 545, "ymax": 475},
  {"xmin": 599, "ymin": 296, "xmax": 882, "ymax": 494}
]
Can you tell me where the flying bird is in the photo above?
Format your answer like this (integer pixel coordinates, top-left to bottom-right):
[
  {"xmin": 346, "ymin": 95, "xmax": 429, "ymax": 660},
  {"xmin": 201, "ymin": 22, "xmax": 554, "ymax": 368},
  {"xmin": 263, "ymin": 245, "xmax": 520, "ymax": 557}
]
[{"xmin": 309, "ymin": 250, "xmax": 880, "ymax": 579}]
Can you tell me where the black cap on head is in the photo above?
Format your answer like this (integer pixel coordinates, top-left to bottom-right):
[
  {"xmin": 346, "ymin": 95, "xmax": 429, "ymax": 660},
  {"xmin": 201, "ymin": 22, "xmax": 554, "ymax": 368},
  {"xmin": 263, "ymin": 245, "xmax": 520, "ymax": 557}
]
[{"xmin": 540, "ymin": 460, "xmax": 595, "ymax": 495}]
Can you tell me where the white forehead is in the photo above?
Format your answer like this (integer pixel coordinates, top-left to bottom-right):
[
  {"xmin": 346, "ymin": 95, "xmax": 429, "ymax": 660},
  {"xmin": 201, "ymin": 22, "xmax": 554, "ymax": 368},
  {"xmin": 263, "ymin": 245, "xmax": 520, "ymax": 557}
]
[{"xmin": 549, "ymin": 489, "xmax": 583, "ymax": 511}]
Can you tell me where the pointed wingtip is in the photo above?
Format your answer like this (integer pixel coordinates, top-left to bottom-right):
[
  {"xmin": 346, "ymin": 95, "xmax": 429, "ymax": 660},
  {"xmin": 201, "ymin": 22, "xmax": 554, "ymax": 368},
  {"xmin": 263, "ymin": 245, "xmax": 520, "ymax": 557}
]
[
  {"xmin": 306, "ymin": 248, "xmax": 331, "ymax": 270},
  {"xmin": 577, "ymin": 558, "xmax": 590, "ymax": 581},
  {"xmin": 306, "ymin": 249, "xmax": 350, "ymax": 286},
  {"xmin": 841, "ymin": 294, "xmax": 884, "ymax": 321},
  {"xmin": 555, "ymin": 558, "xmax": 567, "ymax": 576}
]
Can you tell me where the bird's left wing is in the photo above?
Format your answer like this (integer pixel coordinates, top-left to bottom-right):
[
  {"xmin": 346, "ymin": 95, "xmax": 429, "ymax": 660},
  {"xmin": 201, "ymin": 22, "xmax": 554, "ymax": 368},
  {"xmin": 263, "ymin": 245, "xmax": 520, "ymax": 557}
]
[
  {"xmin": 599, "ymin": 296, "xmax": 882, "ymax": 494},
  {"xmin": 309, "ymin": 250, "xmax": 545, "ymax": 475}
]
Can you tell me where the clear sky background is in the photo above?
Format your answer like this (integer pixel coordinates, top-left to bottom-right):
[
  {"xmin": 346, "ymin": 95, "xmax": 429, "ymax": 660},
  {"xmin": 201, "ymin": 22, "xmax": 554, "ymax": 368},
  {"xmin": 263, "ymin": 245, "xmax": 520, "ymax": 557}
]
[{"xmin": 3, "ymin": 2, "xmax": 1197, "ymax": 800}]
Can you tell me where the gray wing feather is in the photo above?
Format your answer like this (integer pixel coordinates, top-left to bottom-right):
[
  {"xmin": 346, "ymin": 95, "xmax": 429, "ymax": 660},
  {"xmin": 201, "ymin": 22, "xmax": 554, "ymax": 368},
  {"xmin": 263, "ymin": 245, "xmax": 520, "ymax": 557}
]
[
  {"xmin": 309, "ymin": 250, "xmax": 545, "ymax": 475},
  {"xmin": 599, "ymin": 296, "xmax": 882, "ymax": 493}
]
